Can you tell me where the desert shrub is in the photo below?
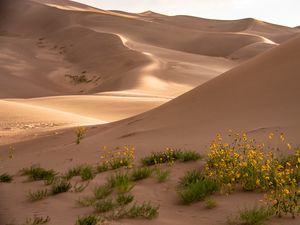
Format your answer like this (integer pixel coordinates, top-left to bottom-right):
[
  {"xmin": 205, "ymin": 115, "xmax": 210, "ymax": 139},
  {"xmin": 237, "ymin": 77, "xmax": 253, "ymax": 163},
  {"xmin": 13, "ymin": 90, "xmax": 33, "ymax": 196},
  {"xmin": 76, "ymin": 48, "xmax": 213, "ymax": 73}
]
[
  {"xmin": 51, "ymin": 179, "xmax": 71, "ymax": 194},
  {"xmin": 177, "ymin": 172, "xmax": 219, "ymax": 204},
  {"xmin": 28, "ymin": 189, "xmax": 48, "ymax": 201},
  {"xmin": 99, "ymin": 146, "xmax": 135, "ymax": 170},
  {"xmin": 116, "ymin": 193, "xmax": 134, "ymax": 206},
  {"xmin": 64, "ymin": 165, "xmax": 94, "ymax": 181},
  {"xmin": 178, "ymin": 170, "xmax": 203, "ymax": 188},
  {"xmin": 94, "ymin": 184, "xmax": 113, "ymax": 199},
  {"xmin": 107, "ymin": 173, "xmax": 134, "ymax": 193},
  {"xmin": 23, "ymin": 215, "xmax": 50, "ymax": 225},
  {"xmin": 127, "ymin": 202, "xmax": 159, "ymax": 219},
  {"xmin": 204, "ymin": 197, "xmax": 217, "ymax": 209},
  {"xmin": 130, "ymin": 167, "xmax": 152, "ymax": 181},
  {"xmin": 94, "ymin": 199, "xmax": 115, "ymax": 213},
  {"xmin": 154, "ymin": 168, "xmax": 170, "ymax": 183},
  {"xmin": 178, "ymin": 150, "xmax": 202, "ymax": 162},
  {"xmin": 75, "ymin": 127, "xmax": 86, "ymax": 144},
  {"xmin": 238, "ymin": 206, "xmax": 273, "ymax": 225},
  {"xmin": 0, "ymin": 173, "xmax": 13, "ymax": 183},
  {"xmin": 20, "ymin": 166, "xmax": 56, "ymax": 181},
  {"xmin": 75, "ymin": 215, "xmax": 101, "ymax": 225},
  {"xmin": 141, "ymin": 148, "xmax": 181, "ymax": 166}
]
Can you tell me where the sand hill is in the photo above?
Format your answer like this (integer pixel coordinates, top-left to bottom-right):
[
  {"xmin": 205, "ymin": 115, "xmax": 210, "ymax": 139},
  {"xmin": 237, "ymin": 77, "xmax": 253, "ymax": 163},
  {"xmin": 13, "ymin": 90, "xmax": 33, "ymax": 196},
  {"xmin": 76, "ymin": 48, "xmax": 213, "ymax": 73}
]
[{"xmin": 1, "ymin": 0, "xmax": 300, "ymax": 224}]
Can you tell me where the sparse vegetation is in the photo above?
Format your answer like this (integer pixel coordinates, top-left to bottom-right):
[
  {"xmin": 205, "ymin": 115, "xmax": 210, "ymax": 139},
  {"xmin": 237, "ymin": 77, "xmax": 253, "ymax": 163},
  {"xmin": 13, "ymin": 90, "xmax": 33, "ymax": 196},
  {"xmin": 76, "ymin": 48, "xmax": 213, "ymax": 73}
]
[
  {"xmin": 154, "ymin": 168, "xmax": 170, "ymax": 183},
  {"xmin": 64, "ymin": 165, "xmax": 94, "ymax": 181},
  {"xmin": 75, "ymin": 127, "xmax": 87, "ymax": 144},
  {"xmin": 75, "ymin": 215, "xmax": 101, "ymax": 225},
  {"xmin": 20, "ymin": 166, "xmax": 56, "ymax": 181},
  {"xmin": 94, "ymin": 199, "xmax": 115, "ymax": 213},
  {"xmin": 107, "ymin": 173, "xmax": 134, "ymax": 193},
  {"xmin": 28, "ymin": 189, "xmax": 48, "ymax": 201},
  {"xmin": 233, "ymin": 206, "xmax": 274, "ymax": 225},
  {"xmin": 127, "ymin": 202, "xmax": 159, "ymax": 219},
  {"xmin": 204, "ymin": 197, "xmax": 217, "ymax": 209},
  {"xmin": 0, "ymin": 173, "xmax": 13, "ymax": 183},
  {"xmin": 51, "ymin": 178, "xmax": 71, "ymax": 194},
  {"xmin": 23, "ymin": 215, "xmax": 50, "ymax": 225},
  {"xmin": 141, "ymin": 148, "xmax": 201, "ymax": 166},
  {"xmin": 96, "ymin": 163, "xmax": 109, "ymax": 173},
  {"xmin": 130, "ymin": 167, "xmax": 152, "ymax": 181},
  {"xmin": 116, "ymin": 193, "xmax": 134, "ymax": 206},
  {"xmin": 177, "ymin": 171, "xmax": 219, "ymax": 204},
  {"xmin": 94, "ymin": 184, "xmax": 113, "ymax": 199}
]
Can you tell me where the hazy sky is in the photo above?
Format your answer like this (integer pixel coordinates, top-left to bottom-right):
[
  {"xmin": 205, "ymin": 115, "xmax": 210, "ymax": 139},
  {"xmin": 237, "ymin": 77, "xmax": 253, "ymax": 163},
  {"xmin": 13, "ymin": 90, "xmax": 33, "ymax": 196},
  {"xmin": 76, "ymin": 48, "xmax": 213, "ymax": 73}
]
[{"xmin": 73, "ymin": 0, "xmax": 300, "ymax": 27}]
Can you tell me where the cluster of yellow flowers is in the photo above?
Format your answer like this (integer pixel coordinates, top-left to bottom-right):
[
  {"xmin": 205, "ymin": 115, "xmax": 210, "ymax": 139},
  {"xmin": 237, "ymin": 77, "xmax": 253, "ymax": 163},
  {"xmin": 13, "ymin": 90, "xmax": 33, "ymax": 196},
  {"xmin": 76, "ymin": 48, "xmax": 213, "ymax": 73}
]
[
  {"xmin": 206, "ymin": 132, "xmax": 300, "ymax": 217},
  {"xmin": 99, "ymin": 145, "xmax": 135, "ymax": 169}
]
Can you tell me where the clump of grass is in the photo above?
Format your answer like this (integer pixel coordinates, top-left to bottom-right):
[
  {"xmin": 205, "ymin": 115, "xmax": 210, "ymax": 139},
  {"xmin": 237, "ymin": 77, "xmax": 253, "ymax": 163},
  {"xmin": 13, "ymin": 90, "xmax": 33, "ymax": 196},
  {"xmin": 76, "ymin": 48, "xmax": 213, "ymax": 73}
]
[
  {"xmin": 177, "ymin": 171, "xmax": 219, "ymax": 204},
  {"xmin": 204, "ymin": 197, "xmax": 217, "ymax": 209},
  {"xmin": 73, "ymin": 182, "xmax": 89, "ymax": 193},
  {"xmin": 178, "ymin": 151, "xmax": 202, "ymax": 162},
  {"xmin": 24, "ymin": 215, "xmax": 50, "ymax": 225},
  {"xmin": 94, "ymin": 199, "xmax": 115, "ymax": 213},
  {"xmin": 64, "ymin": 165, "xmax": 94, "ymax": 181},
  {"xmin": 178, "ymin": 170, "xmax": 203, "ymax": 188},
  {"xmin": 116, "ymin": 193, "xmax": 134, "ymax": 206},
  {"xmin": 107, "ymin": 173, "xmax": 134, "ymax": 193},
  {"xmin": 51, "ymin": 179, "xmax": 71, "ymax": 195},
  {"xmin": 130, "ymin": 167, "xmax": 152, "ymax": 181},
  {"xmin": 77, "ymin": 196, "xmax": 97, "ymax": 207},
  {"xmin": 28, "ymin": 189, "xmax": 48, "ymax": 201},
  {"xmin": 75, "ymin": 127, "xmax": 86, "ymax": 144},
  {"xmin": 79, "ymin": 166, "xmax": 95, "ymax": 181},
  {"xmin": 94, "ymin": 184, "xmax": 113, "ymax": 199},
  {"xmin": 76, "ymin": 215, "xmax": 101, "ymax": 225},
  {"xmin": 96, "ymin": 163, "xmax": 109, "ymax": 173},
  {"xmin": 127, "ymin": 202, "xmax": 159, "ymax": 219},
  {"xmin": 141, "ymin": 148, "xmax": 201, "ymax": 166},
  {"xmin": 155, "ymin": 168, "xmax": 170, "ymax": 183},
  {"xmin": 20, "ymin": 166, "xmax": 56, "ymax": 181},
  {"xmin": 238, "ymin": 206, "xmax": 274, "ymax": 225},
  {"xmin": 0, "ymin": 173, "xmax": 13, "ymax": 183}
]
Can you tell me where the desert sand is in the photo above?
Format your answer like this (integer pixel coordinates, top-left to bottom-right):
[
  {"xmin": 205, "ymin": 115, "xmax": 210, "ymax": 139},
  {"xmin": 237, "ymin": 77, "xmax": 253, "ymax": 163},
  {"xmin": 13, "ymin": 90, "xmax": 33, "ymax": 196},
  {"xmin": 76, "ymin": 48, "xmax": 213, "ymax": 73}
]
[{"xmin": 1, "ymin": 0, "xmax": 300, "ymax": 224}]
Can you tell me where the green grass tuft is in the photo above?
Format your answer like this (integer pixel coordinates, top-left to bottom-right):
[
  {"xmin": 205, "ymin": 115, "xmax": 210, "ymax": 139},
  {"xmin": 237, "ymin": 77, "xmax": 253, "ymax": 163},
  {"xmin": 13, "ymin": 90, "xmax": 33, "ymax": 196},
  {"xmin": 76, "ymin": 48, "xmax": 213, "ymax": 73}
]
[
  {"xmin": 127, "ymin": 202, "xmax": 159, "ymax": 219},
  {"xmin": 96, "ymin": 163, "xmax": 109, "ymax": 173},
  {"xmin": 116, "ymin": 193, "xmax": 134, "ymax": 206},
  {"xmin": 93, "ymin": 184, "xmax": 113, "ymax": 199},
  {"xmin": 204, "ymin": 197, "xmax": 217, "ymax": 209},
  {"xmin": 24, "ymin": 215, "xmax": 50, "ymax": 225},
  {"xmin": 130, "ymin": 167, "xmax": 152, "ymax": 181},
  {"xmin": 64, "ymin": 165, "xmax": 94, "ymax": 181},
  {"xmin": 75, "ymin": 215, "xmax": 101, "ymax": 225},
  {"xmin": 94, "ymin": 199, "xmax": 115, "ymax": 213},
  {"xmin": 178, "ymin": 170, "xmax": 203, "ymax": 188},
  {"xmin": 20, "ymin": 166, "xmax": 56, "ymax": 181},
  {"xmin": 51, "ymin": 179, "xmax": 71, "ymax": 195},
  {"xmin": 0, "ymin": 173, "xmax": 13, "ymax": 183},
  {"xmin": 238, "ymin": 206, "xmax": 274, "ymax": 225},
  {"xmin": 28, "ymin": 189, "xmax": 48, "ymax": 201},
  {"xmin": 107, "ymin": 173, "xmax": 134, "ymax": 193},
  {"xmin": 155, "ymin": 168, "xmax": 170, "ymax": 183}
]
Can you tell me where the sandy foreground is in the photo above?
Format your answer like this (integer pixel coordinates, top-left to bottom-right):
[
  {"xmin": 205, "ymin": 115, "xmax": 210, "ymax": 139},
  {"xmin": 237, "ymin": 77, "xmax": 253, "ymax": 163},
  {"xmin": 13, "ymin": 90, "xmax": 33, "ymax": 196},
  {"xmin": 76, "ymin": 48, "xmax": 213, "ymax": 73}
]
[{"xmin": 1, "ymin": 0, "xmax": 300, "ymax": 224}]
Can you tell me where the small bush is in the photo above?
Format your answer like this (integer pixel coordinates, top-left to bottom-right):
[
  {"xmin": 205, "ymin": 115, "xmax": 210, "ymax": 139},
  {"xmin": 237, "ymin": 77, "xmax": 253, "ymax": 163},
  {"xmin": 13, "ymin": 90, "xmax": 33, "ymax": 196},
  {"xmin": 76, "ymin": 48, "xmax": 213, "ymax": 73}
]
[
  {"xmin": 116, "ymin": 193, "xmax": 134, "ymax": 206},
  {"xmin": 127, "ymin": 202, "xmax": 159, "ymax": 219},
  {"xmin": 80, "ymin": 166, "xmax": 95, "ymax": 181},
  {"xmin": 75, "ymin": 127, "xmax": 86, "ymax": 144},
  {"xmin": 238, "ymin": 206, "xmax": 273, "ymax": 225},
  {"xmin": 178, "ymin": 151, "xmax": 202, "ymax": 162},
  {"xmin": 155, "ymin": 168, "xmax": 170, "ymax": 183},
  {"xmin": 24, "ymin": 215, "xmax": 50, "ymax": 225},
  {"xmin": 65, "ymin": 165, "xmax": 94, "ymax": 181},
  {"xmin": 178, "ymin": 175, "xmax": 219, "ymax": 204},
  {"xmin": 28, "ymin": 189, "xmax": 48, "ymax": 201},
  {"xmin": 94, "ymin": 184, "xmax": 113, "ymax": 199},
  {"xmin": 141, "ymin": 148, "xmax": 181, "ymax": 166},
  {"xmin": 130, "ymin": 167, "xmax": 152, "ymax": 181},
  {"xmin": 107, "ymin": 173, "xmax": 134, "ymax": 193},
  {"xmin": 178, "ymin": 170, "xmax": 203, "ymax": 188},
  {"xmin": 77, "ymin": 196, "xmax": 96, "ymax": 207},
  {"xmin": 75, "ymin": 215, "xmax": 101, "ymax": 225},
  {"xmin": 94, "ymin": 199, "xmax": 115, "ymax": 213},
  {"xmin": 204, "ymin": 197, "xmax": 217, "ymax": 209},
  {"xmin": 0, "ymin": 173, "xmax": 13, "ymax": 183},
  {"xmin": 20, "ymin": 166, "xmax": 56, "ymax": 181},
  {"xmin": 96, "ymin": 163, "xmax": 109, "ymax": 173},
  {"xmin": 51, "ymin": 179, "xmax": 71, "ymax": 195}
]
